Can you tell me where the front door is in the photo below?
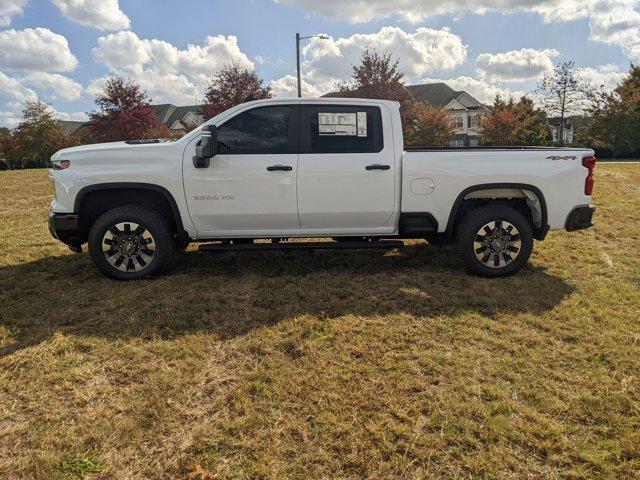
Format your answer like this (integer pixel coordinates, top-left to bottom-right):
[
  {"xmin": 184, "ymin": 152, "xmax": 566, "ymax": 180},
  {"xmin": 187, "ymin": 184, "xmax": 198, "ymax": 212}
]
[
  {"xmin": 183, "ymin": 105, "xmax": 300, "ymax": 236},
  {"xmin": 296, "ymin": 104, "xmax": 397, "ymax": 230}
]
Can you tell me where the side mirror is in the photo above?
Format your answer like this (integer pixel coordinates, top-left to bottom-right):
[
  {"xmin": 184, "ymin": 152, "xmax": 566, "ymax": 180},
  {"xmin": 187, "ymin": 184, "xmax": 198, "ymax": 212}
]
[{"xmin": 193, "ymin": 124, "xmax": 217, "ymax": 168}]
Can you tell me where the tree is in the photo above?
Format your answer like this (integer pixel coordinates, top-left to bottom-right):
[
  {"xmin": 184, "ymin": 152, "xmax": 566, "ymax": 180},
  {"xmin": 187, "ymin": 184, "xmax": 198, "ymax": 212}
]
[
  {"xmin": 613, "ymin": 64, "xmax": 640, "ymax": 151},
  {"xmin": 583, "ymin": 91, "xmax": 628, "ymax": 158},
  {"xmin": 536, "ymin": 61, "xmax": 587, "ymax": 146},
  {"xmin": 479, "ymin": 95, "xmax": 551, "ymax": 146},
  {"xmin": 403, "ymin": 102, "xmax": 456, "ymax": 146},
  {"xmin": 203, "ymin": 63, "xmax": 271, "ymax": 120},
  {"xmin": 12, "ymin": 100, "xmax": 75, "ymax": 168},
  {"xmin": 89, "ymin": 75, "xmax": 166, "ymax": 142},
  {"xmin": 338, "ymin": 50, "xmax": 413, "ymax": 106},
  {"xmin": 336, "ymin": 49, "xmax": 428, "ymax": 139},
  {"xmin": 0, "ymin": 127, "xmax": 18, "ymax": 169},
  {"xmin": 584, "ymin": 64, "xmax": 640, "ymax": 157}
]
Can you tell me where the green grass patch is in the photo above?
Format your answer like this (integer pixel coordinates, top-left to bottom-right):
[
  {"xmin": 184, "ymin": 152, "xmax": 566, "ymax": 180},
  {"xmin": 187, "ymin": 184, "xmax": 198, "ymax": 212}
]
[{"xmin": 0, "ymin": 166, "xmax": 639, "ymax": 479}]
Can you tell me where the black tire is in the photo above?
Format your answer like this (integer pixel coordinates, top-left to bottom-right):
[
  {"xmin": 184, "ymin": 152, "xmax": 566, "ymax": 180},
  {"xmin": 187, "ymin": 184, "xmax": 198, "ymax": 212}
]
[
  {"xmin": 455, "ymin": 205, "xmax": 533, "ymax": 278},
  {"xmin": 88, "ymin": 205, "xmax": 175, "ymax": 280}
]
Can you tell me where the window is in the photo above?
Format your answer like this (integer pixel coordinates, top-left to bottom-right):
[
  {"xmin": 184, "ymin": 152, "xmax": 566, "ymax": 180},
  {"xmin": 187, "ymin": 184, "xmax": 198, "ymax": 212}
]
[
  {"xmin": 468, "ymin": 115, "xmax": 478, "ymax": 129},
  {"xmin": 470, "ymin": 139, "xmax": 479, "ymax": 147},
  {"xmin": 303, "ymin": 105, "xmax": 383, "ymax": 154},
  {"xmin": 217, "ymin": 106, "xmax": 290, "ymax": 154},
  {"xmin": 449, "ymin": 139, "xmax": 464, "ymax": 148},
  {"xmin": 455, "ymin": 115, "xmax": 464, "ymax": 129}
]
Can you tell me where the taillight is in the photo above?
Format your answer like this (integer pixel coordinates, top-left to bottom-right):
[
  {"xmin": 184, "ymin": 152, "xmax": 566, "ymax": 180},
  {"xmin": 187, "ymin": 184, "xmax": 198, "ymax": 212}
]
[{"xmin": 582, "ymin": 156, "xmax": 596, "ymax": 195}]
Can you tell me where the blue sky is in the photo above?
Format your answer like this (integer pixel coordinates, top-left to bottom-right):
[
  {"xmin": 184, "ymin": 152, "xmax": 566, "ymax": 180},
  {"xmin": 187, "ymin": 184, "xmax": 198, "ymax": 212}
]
[{"xmin": 0, "ymin": 0, "xmax": 638, "ymax": 127}]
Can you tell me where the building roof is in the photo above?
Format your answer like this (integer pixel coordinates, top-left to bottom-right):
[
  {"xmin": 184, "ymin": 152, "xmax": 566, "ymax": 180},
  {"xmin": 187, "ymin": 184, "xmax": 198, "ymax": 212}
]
[
  {"xmin": 58, "ymin": 120, "xmax": 85, "ymax": 134},
  {"xmin": 323, "ymin": 83, "xmax": 485, "ymax": 109},
  {"xmin": 151, "ymin": 104, "xmax": 202, "ymax": 130},
  {"xmin": 406, "ymin": 83, "xmax": 462, "ymax": 107}
]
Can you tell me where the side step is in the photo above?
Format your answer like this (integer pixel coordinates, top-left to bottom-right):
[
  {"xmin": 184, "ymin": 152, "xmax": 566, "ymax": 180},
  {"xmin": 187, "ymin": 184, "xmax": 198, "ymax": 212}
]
[{"xmin": 199, "ymin": 240, "xmax": 405, "ymax": 253}]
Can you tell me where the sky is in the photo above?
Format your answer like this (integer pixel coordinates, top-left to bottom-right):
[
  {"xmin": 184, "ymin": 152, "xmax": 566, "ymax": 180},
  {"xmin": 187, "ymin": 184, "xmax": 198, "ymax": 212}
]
[{"xmin": 0, "ymin": 0, "xmax": 638, "ymax": 128}]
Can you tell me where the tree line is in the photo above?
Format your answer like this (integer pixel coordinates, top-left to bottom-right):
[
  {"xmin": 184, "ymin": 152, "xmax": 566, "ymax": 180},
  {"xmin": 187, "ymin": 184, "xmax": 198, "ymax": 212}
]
[{"xmin": 1, "ymin": 51, "xmax": 639, "ymax": 169}]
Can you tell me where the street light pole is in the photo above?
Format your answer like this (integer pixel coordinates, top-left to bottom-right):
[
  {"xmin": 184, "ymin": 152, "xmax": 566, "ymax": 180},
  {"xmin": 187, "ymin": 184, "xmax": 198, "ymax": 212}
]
[
  {"xmin": 296, "ymin": 33, "xmax": 302, "ymax": 98},
  {"xmin": 295, "ymin": 33, "xmax": 329, "ymax": 98}
]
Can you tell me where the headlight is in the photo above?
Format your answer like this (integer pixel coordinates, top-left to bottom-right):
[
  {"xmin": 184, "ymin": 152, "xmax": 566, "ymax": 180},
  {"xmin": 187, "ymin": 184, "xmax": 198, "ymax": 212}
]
[{"xmin": 50, "ymin": 159, "xmax": 71, "ymax": 170}]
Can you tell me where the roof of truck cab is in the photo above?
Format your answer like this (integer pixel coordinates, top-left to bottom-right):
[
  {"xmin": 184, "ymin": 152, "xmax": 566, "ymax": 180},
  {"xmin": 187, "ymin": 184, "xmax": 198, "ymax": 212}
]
[{"xmin": 239, "ymin": 98, "xmax": 401, "ymax": 108}]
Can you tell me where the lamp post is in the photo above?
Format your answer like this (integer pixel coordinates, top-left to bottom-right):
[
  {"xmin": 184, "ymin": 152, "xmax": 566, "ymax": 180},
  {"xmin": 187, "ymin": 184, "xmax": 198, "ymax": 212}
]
[{"xmin": 296, "ymin": 33, "xmax": 329, "ymax": 98}]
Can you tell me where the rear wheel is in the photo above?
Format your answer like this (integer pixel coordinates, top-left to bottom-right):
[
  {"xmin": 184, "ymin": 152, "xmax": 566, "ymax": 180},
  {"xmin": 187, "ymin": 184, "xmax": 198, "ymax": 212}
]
[
  {"xmin": 88, "ymin": 205, "xmax": 175, "ymax": 280},
  {"xmin": 455, "ymin": 205, "xmax": 533, "ymax": 277}
]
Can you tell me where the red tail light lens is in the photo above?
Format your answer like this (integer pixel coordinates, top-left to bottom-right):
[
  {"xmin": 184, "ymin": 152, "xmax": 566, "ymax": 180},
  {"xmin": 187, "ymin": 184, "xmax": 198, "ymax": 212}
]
[{"xmin": 582, "ymin": 156, "xmax": 596, "ymax": 195}]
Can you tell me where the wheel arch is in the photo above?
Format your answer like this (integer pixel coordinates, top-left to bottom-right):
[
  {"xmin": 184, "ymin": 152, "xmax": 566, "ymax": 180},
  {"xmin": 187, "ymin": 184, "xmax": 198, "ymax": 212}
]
[
  {"xmin": 74, "ymin": 183, "xmax": 188, "ymax": 245},
  {"xmin": 445, "ymin": 183, "xmax": 549, "ymax": 241}
]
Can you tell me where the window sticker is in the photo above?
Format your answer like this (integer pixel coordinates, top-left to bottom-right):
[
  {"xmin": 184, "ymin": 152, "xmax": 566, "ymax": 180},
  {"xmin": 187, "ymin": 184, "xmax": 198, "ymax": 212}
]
[{"xmin": 318, "ymin": 112, "xmax": 367, "ymax": 137}]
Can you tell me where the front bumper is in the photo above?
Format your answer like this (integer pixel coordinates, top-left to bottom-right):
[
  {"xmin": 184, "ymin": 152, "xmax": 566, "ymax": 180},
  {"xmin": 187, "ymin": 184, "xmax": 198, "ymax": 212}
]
[
  {"xmin": 565, "ymin": 205, "xmax": 596, "ymax": 232},
  {"xmin": 48, "ymin": 211, "xmax": 82, "ymax": 251}
]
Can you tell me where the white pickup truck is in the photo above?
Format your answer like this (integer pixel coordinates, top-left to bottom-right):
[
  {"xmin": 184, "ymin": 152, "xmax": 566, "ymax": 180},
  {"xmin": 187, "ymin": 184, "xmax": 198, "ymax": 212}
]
[{"xmin": 48, "ymin": 98, "xmax": 596, "ymax": 280}]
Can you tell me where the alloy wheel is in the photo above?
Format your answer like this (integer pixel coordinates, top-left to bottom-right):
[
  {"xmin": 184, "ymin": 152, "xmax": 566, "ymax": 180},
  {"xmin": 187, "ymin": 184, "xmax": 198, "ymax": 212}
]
[
  {"xmin": 102, "ymin": 222, "xmax": 156, "ymax": 272},
  {"xmin": 473, "ymin": 220, "xmax": 522, "ymax": 269}
]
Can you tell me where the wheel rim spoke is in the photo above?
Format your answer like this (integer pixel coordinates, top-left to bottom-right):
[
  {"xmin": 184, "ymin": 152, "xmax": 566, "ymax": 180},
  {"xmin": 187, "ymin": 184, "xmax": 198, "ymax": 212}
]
[
  {"xmin": 102, "ymin": 221, "xmax": 155, "ymax": 273},
  {"xmin": 474, "ymin": 220, "xmax": 521, "ymax": 269}
]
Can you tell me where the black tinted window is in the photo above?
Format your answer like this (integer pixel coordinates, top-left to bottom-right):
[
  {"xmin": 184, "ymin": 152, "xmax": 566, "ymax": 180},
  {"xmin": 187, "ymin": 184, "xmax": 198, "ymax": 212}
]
[
  {"xmin": 305, "ymin": 106, "xmax": 383, "ymax": 154},
  {"xmin": 217, "ymin": 106, "xmax": 290, "ymax": 154}
]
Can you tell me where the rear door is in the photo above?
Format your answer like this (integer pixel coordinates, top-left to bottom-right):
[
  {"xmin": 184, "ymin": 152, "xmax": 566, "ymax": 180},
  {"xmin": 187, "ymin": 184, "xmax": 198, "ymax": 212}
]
[
  {"xmin": 183, "ymin": 105, "xmax": 300, "ymax": 236},
  {"xmin": 297, "ymin": 104, "xmax": 396, "ymax": 230}
]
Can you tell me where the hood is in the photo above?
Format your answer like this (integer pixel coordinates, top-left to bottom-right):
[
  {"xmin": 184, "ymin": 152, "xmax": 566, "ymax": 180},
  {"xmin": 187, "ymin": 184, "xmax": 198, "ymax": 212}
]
[{"xmin": 51, "ymin": 139, "xmax": 175, "ymax": 161}]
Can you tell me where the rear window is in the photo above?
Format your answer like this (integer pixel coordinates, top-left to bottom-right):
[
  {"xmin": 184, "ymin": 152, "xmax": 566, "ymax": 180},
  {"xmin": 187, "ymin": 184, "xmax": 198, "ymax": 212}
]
[{"xmin": 302, "ymin": 105, "xmax": 383, "ymax": 154}]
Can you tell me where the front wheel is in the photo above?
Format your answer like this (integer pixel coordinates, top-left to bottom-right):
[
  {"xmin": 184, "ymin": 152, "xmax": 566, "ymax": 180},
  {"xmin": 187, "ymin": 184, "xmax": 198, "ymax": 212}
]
[
  {"xmin": 455, "ymin": 205, "xmax": 533, "ymax": 277},
  {"xmin": 88, "ymin": 205, "xmax": 175, "ymax": 280}
]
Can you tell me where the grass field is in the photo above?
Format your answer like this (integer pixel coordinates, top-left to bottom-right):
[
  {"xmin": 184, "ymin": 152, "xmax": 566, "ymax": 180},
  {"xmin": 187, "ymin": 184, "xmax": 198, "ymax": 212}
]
[{"xmin": 1, "ymin": 165, "xmax": 639, "ymax": 479}]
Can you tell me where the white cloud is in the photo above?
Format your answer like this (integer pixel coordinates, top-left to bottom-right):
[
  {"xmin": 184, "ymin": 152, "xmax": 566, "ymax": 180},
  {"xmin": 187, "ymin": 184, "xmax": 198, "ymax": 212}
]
[
  {"xmin": 0, "ymin": 28, "xmax": 78, "ymax": 72},
  {"xmin": 50, "ymin": 0, "xmax": 130, "ymax": 30},
  {"xmin": 91, "ymin": 31, "xmax": 254, "ymax": 104},
  {"xmin": 0, "ymin": 72, "xmax": 38, "ymax": 104},
  {"xmin": 418, "ymin": 76, "xmax": 527, "ymax": 104},
  {"xmin": 277, "ymin": 0, "xmax": 627, "ymax": 23},
  {"xmin": 589, "ymin": 1, "xmax": 640, "ymax": 60},
  {"xmin": 301, "ymin": 26, "xmax": 467, "ymax": 93},
  {"xmin": 22, "ymin": 72, "xmax": 84, "ymax": 101},
  {"xmin": 269, "ymin": 75, "xmax": 322, "ymax": 98},
  {"xmin": 54, "ymin": 110, "xmax": 88, "ymax": 122},
  {"xmin": 279, "ymin": 0, "xmax": 640, "ymax": 60},
  {"xmin": 277, "ymin": 0, "xmax": 593, "ymax": 23},
  {"xmin": 0, "ymin": 71, "xmax": 90, "ymax": 128},
  {"xmin": 578, "ymin": 64, "xmax": 628, "ymax": 92},
  {"xmin": 0, "ymin": 73, "xmax": 37, "ymax": 128},
  {"xmin": 0, "ymin": 110, "xmax": 23, "ymax": 128},
  {"xmin": 476, "ymin": 48, "xmax": 559, "ymax": 83},
  {"xmin": 0, "ymin": 0, "xmax": 27, "ymax": 26}
]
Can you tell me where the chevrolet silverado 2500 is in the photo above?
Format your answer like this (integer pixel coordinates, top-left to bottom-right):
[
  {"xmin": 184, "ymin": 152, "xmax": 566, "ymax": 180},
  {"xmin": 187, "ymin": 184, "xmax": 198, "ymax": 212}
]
[{"xmin": 48, "ymin": 98, "xmax": 596, "ymax": 280}]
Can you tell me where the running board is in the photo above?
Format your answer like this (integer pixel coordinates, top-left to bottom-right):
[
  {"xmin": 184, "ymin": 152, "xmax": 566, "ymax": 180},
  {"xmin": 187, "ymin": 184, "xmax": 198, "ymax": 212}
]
[{"xmin": 198, "ymin": 240, "xmax": 405, "ymax": 253}]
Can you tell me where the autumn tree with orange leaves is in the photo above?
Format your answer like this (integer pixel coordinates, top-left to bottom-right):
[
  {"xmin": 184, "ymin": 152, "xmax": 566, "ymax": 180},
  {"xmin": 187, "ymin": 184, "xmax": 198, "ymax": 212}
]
[
  {"xmin": 403, "ymin": 102, "xmax": 456, "ymax": 146},
  {"xmin": 339, "ymin": 50, "xmax": 454, "ymax": 146},
  {"xmin": 89, "ymin": 75, "xmax": 168, "ymax": 142},
  {"xmin": 479, "ymin": 96, "xmax": 551, "ymax": 146},
  {"xmin": 202, "ymin": 63, "xmax": 272, "ymax": 120}
]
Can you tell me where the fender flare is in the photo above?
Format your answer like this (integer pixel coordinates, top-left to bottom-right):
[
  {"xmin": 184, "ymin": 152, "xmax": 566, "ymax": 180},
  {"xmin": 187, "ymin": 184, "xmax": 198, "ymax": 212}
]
[
  {"xmin": 445, "ymin": 183, "xmax": 549, "ymax": 240},
  {"xmin": 74, "ymin": 182, "xmax": 187, "ymax": 236}
]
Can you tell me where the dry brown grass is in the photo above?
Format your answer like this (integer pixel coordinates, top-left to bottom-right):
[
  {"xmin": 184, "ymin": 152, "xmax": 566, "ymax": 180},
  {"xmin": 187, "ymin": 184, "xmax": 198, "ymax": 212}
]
[{"xmin": 0, "ymin": 165, "xmax": 639, "ymax": 479}]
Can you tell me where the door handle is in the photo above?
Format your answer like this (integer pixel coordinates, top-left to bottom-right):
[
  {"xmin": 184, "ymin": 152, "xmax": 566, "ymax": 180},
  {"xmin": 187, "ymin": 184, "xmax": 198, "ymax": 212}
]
[
  {"xmin": 267, "ymin": 165, "xmax": 293, "ymax": 172},
  {"xmin": 365, "ymin": 164, "xmax": 391, "ymax": 171}
]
